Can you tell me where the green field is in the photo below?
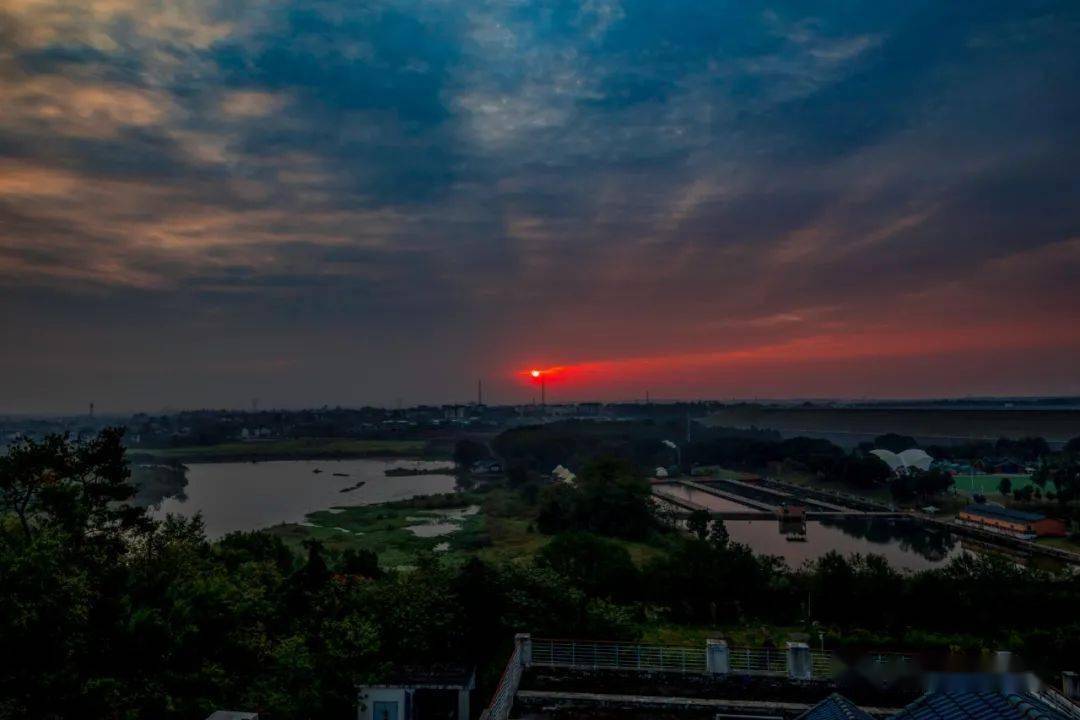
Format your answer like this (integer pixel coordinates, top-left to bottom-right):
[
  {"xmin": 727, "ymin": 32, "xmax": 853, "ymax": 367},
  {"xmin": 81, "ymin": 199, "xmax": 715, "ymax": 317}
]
[
  {"xmin": 267, "ymin": 487, "xmax": 673, "ymax": 571},
  {"xmin": 951, "ymin": 473, "xmax": 1056, "ymax": 496},
  {"xmin": 130, "ymin": 437, "xmax": 431, "ymax": 463},
  {"xmin": 266, "ymin": 492, "xmax": 488, "ymax": 568}
]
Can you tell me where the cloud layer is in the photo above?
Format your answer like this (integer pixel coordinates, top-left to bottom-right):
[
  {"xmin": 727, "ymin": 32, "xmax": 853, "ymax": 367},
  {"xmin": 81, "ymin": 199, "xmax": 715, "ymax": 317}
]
[{"xmin": 1, "ymin": 0, "xmax": 1078, "ymax": 411}]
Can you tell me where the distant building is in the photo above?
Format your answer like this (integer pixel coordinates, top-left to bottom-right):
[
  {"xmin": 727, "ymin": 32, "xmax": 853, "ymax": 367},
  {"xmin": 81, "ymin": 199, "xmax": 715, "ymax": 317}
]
[
  {"xmin": 958, "ymin": 504, "xmax": 1067, "ymax": 539},
  {"xmin": 470, "ymin": 460, "xmax": 503, "ymax": 475}
]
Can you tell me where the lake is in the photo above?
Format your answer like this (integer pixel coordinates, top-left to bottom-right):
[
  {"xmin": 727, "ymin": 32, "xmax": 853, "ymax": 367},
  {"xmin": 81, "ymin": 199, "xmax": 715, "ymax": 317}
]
[
  {"xmin": 152, "ymin": 459, "xmax": 457, "ymax": 538},
  {"xmin": 655, "ymin": 483, "xmax": 964, "ymax": 571}
]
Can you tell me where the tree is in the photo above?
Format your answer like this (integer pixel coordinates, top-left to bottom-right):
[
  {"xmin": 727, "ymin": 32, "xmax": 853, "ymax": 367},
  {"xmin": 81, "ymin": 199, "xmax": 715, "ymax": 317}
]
[
  {"xmin": 1032, "ymin": 463, "xmax": 1050, "ymax": 490},
  {"xmin": 687, "ymin": 509, "xmax": 711, "ymax": 540},
  {"xmin": 1065, "ymin": 436, "xmax": 1080, "ymax": 457},
  {"xmin": 915, "ymin": 468, "xmax": 954, "ymax": 498},
  {"xmin": 535, "ymin": 532, "xmax": 639, "ymax": 600},
  {"xmin": 998, "ymin": 477, "xmax": 1013, "ymax": 496},
  {"xmin": 838, "ymin": 455, "xmax": 893, "ymax": 488},
  {"xmin": 709, "ymin": 518, "xmax": 730, "ymax": 549},
  {"xmin": 452, "ymin": 439, "xmax": 488, "ymax": 469},
  {"xmin": 1045, "ymin": 457, "xmax": 1080, "ymax": 505},
  {"xmin": 340, "ymin": 548, "xmax": 383, "ymax": 579},
  {"xmin": 536, "ymin": 482, "xmax": 578, "ymax": 534},
  {"xmin": 536, "ymin": 457, "xmax": 656, "ymax": 540},
  {"xmin": 0, "ymin": 428, "xmax": 145, "ymax": 542}
]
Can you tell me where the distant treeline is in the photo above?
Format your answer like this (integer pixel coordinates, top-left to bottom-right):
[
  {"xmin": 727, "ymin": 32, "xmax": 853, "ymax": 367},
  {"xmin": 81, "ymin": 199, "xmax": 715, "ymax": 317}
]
[{"xmin": 488, "ymin": 421, "xmax": 1080, "ymax": 505}]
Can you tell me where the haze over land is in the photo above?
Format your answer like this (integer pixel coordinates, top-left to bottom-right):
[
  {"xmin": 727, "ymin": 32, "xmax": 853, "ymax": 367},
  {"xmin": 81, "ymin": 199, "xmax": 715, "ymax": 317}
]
[{"xmin": 1, "ymin": 1, "xmax": 1078, "ymax": 412}]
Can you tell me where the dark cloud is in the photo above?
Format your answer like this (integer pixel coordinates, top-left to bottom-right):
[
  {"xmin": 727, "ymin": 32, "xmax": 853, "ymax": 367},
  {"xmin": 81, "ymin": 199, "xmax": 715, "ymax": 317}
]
[{"xmin": 0, "ymin": 0, "xmax": 1078, "ymax": 411}]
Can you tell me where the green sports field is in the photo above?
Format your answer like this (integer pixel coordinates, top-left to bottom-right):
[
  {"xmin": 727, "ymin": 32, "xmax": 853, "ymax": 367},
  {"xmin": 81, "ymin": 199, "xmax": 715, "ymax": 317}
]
[{"xmin": 952, "ymin": 473, "xmax": 1057, "ymax": 496}]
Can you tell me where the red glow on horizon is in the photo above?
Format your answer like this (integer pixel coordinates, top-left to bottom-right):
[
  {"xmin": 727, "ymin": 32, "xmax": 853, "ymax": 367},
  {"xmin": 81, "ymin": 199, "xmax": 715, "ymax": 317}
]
[{"xmin": 509, "ymin": 318, "xmax": 1080, "ymax": 400}]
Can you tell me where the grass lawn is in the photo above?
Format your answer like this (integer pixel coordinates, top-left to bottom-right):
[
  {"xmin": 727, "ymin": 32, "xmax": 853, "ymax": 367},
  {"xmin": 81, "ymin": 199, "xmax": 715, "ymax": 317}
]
[{"xmin": 132, "ymin": 438, "xmax": 430, "ymax": 462}]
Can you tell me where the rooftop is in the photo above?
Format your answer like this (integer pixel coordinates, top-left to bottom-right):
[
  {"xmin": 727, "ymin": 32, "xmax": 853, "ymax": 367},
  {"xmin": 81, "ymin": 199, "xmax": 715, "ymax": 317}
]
[
  {"xmin": 892, "ymin": 692, "xmax": 1073, "ymax": 720},
  {"xmin": 961, "ymin": 504, "xmax": 1045, "ymax": 523},
  {"xmin": 796, "ymin": 693, "xmax": 874, "ymax": 720}
]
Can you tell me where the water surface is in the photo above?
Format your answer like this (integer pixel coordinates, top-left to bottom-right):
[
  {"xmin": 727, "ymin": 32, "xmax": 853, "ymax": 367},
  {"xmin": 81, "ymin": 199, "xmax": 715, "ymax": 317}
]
[
  {"xmin": 152, "ymin": 459, "xmax": 456, "ymax": 538},
  {"xmin": 656, "ymin": 484, "xmax": 963, "ymax": 571}
]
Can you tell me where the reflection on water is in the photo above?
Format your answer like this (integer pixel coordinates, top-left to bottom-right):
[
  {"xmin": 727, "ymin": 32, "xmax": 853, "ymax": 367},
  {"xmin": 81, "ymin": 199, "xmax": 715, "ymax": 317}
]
[
  {"xmin": 152, "ymin": 459, "xmax": 457, "ymax": 538},
  {"xmin": 657, "ymin": 484, "xmax": 964, "ymax": 571},
  {"xmin": 819, "ymin": 516, "xmax": 959, "ymax": 564}
]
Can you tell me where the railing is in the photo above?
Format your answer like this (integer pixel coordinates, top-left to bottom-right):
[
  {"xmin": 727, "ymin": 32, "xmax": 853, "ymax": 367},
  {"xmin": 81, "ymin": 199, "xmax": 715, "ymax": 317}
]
[
  {"xmin": 532, "ymin": 638, "xmax": 707, "ymax": 673},
  {"xmin": 812, "ymin": 650, "xmax": 840, "ymax": 677},
  {"xmin": 479, "ymin": 641, "xmax": 524, "ymax": 720},
  {"xmin": 728, "ymin": 646, "xmax": 787, "ymax": 675},
  {"xmin": 479, "ymin": 635, "xmax": 849, "ymax": 718}
]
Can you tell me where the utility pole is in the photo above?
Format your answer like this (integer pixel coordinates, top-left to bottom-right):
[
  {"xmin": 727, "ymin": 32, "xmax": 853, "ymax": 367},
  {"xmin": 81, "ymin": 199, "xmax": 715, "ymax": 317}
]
[{"xmin": 477, "ymin": 379, "xmax": 483, "ymax": 406}]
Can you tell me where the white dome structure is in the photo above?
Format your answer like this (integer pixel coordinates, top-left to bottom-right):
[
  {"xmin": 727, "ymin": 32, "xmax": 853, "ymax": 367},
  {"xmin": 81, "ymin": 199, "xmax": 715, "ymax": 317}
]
[
  {"xmin": 870, "ymin": 448, "xmax": 933, "ymax": 475},
  {"xmin": 897, "ymin": 448, "xmax": 933, "ymax": 471}
]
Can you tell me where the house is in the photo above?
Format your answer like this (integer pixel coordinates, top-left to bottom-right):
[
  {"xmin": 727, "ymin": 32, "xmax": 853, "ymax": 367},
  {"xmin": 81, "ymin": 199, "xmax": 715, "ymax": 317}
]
[
  {"xmin": 551, "ymin": 464, "xmax": 576, "ymax": 484},
  {"xmin": 957, "ymin": 504, "xmax": 1067, "ymax": 539},
  {"xmin": 470, "ymin": 460, "xmax": 503, "ymax": 475},
  {"xmin": 359, "ymin": 665, "xmax": 475, "ymax": 720}
]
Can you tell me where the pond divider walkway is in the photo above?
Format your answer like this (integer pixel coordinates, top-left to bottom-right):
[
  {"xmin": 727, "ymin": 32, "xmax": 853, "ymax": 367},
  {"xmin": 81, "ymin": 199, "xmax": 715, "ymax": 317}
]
[{"xmin": 653, "ymin": 481, "xmax": 906, "ymax": 520}]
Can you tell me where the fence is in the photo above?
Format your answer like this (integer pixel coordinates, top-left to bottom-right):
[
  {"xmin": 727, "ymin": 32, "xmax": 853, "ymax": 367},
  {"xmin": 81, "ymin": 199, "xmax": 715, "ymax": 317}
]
[
  {"xmin": 531, "ymin": 638, "xmax": 707, "ymax": 673},
  {"xmin": 479, "ymin": 634, "xmax": 842, "ymax": 720},
  {"xmin": 530, "ymin": 638, "xmax": 835, "ymax": 680},
  {"xmin": 478, "ymin": 638, "xmax": 525, "ymax": 720},
  {"xmin": 727, "ymin": 646, "xmax": 787, "ymax": 674}
]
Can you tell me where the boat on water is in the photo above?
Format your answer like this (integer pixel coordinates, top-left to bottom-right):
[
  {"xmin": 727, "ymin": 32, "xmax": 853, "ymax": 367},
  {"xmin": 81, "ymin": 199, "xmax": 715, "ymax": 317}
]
[
  {"xmin": 332, "ymin": 472, "xmax": 349, "ymax": 477},
  {"xmin": 339, "ymin": 481, "xmax": 366, "ymax": 493},
  {"xmin": 312, "ymin": 468, "xmax": 323, "ymax": 474}
]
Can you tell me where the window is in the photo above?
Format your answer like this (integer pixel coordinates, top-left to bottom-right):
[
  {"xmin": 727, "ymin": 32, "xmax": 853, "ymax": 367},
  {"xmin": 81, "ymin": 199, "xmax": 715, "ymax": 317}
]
[{"xmin": 373, "ymin": 700, "xmax": 399, "ymax": 720}]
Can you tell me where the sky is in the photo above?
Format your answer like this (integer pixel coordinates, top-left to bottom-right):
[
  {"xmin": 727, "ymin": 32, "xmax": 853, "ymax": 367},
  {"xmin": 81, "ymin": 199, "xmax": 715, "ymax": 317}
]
[{"xmin": 1, "ymin": 0, "xmax": 1079, "ymax": 413}]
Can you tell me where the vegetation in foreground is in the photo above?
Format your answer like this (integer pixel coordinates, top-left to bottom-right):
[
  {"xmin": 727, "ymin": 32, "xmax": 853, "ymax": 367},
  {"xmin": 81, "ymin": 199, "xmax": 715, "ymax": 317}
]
[{"xmin": 2, "ymin": 429, "xmax": 1080, "ymax": 720}]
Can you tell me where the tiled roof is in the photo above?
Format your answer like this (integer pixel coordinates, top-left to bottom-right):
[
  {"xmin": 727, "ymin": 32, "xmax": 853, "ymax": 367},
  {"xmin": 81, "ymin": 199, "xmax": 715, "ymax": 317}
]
[
  {"xmin": 961, "ymin": 504, "xmax": 1045, "ymax": 523},
  {"xmin": 892, "ymin": 692, "xmax": 1073, "ymax": 720},
  {"xmin": 796, "ymin": 693, "xmax": 875, "ymax": 720}
]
